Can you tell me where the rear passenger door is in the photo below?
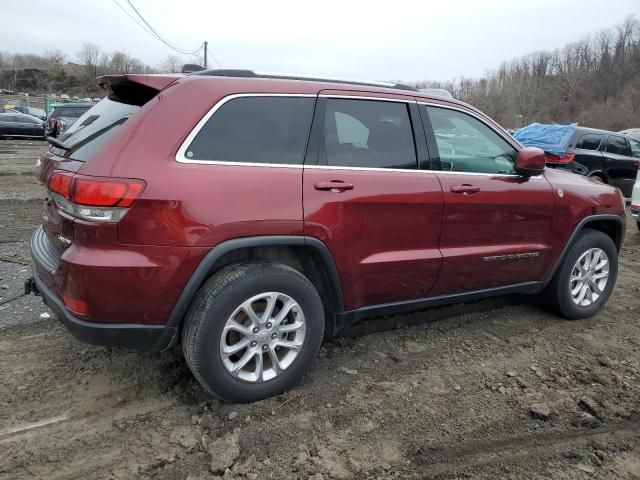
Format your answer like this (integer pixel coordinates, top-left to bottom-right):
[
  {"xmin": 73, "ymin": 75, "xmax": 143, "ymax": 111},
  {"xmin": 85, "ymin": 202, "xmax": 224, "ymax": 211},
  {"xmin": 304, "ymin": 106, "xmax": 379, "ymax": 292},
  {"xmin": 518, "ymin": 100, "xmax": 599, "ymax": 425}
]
[
  {"xmin": 303, "ymin": 92, "xmax": 444, "ymax": 311},
  {"xmin": 603, "ymin": 135, "xmax": 638, "ymax": 197}
]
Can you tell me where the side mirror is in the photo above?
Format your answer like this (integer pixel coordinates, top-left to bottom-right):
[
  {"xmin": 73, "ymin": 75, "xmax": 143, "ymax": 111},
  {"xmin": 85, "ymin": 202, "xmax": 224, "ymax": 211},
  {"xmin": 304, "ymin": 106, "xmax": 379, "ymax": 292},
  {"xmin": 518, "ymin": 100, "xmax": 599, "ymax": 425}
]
[{"xmin": 515, "ymin": 147, "xmax": 546, "ymax": 177}]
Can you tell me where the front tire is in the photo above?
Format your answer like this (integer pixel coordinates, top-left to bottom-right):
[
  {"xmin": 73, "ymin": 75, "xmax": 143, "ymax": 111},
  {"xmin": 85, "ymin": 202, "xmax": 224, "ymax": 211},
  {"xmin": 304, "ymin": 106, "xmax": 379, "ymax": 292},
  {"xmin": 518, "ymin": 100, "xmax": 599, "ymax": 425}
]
[
  {"xmin": 182, "ymin": 262, "xmax": 325, "ymax": 403},
  {"xmin": 545, "ymin": 229, "xmax": 618, "ymax": 320}
]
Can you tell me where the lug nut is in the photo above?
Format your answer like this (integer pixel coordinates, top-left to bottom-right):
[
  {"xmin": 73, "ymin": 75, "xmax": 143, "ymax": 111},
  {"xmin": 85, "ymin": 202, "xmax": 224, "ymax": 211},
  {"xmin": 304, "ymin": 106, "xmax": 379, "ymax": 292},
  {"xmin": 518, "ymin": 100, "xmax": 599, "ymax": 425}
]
[
  {"xmin": 271, "ymin": 333, "xmax": 277, "ymax": 339},
  {"xmin": 251, "ymin": 341, "xmax": 257, "ymax": 347},
  {"xmin": 266, "ymin": 322, "xmax": 272, "ymax": 328},
  {"xmin": 253, "ymin": 327, "xmax": 259, "ymax": 334},
  {"xmin": 262, "ymin": 344, "xmax": 268, "ymax": 351}
]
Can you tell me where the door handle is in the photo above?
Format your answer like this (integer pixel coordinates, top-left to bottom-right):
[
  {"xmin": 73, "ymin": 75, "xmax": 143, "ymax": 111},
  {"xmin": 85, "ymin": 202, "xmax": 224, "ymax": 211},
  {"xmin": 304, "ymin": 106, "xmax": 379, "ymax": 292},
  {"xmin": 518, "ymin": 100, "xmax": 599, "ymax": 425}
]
[
  {"xmin": 314, "ymin": 181, "xmax": 354, "ymax": 192},
  {"xmin": 450, "ymin": 184, "xmax": 480, "ymax": 194}
]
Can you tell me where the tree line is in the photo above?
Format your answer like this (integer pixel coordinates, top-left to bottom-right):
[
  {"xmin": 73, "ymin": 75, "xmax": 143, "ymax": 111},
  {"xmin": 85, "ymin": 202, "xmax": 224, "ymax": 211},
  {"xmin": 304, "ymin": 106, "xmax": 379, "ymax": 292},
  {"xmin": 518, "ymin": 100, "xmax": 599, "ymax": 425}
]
[
  {"xmin": 2, "ymin": 17, "xmax": 639, "ymax": 131},
  {"xmin": 0, "ymin": 45, "xmax": 189, "ymax": 96},
  {"xmin": 414, "ymin": 16, "xmax": 640, "ymax": 131}
]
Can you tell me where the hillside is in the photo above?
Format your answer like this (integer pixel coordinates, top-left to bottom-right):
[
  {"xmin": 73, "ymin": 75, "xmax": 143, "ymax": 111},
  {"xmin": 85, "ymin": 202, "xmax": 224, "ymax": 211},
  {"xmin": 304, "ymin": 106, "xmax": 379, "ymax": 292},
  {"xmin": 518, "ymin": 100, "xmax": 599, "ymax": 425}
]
[{"xmin": 417, "ymin": 16, "xmax": 640, "ymax": 131}]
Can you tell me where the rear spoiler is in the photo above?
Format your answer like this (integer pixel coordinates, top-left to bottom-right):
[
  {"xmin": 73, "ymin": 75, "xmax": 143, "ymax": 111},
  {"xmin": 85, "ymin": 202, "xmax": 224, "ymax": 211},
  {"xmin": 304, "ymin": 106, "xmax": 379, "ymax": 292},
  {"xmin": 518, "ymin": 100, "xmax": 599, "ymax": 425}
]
[{"xmin": 97, "ymin": 74, "xmax": 181, "ymax": 105}]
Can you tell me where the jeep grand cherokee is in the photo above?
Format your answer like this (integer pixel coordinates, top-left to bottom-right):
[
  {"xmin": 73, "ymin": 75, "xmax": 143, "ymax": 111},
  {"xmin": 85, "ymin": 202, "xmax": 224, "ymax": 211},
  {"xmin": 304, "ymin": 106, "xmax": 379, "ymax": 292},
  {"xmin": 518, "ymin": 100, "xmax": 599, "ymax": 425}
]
[{"xmin": 30, "ymin": 70, "xmax": 626, "ymax": 402}]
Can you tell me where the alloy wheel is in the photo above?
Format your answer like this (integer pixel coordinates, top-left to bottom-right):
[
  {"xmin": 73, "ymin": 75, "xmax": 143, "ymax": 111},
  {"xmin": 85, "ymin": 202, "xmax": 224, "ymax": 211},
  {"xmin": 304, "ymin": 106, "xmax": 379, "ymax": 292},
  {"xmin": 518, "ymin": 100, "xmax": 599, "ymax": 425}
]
[
  {"xmin": 569, "ymin": 248, "xmax": 610, "ymax": 307},
  {"xmin": 219, "ymin": 292, "xmax": 306, "ymax": 382}
]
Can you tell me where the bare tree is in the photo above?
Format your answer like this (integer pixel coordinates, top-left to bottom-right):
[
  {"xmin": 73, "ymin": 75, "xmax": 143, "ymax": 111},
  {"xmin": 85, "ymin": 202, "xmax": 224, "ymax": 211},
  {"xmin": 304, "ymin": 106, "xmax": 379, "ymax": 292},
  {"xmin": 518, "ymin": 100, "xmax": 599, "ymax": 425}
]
[
  {"xmin": 158, "ymin": 54, "xmax": 184, "ymax": 73},
  {"xmin": 44, "ymin": 49, "xmax": 66, "ymax": 65},
  {"xmin": 77, "ymin": 43, "xmax": 101, "ymax": 80}
]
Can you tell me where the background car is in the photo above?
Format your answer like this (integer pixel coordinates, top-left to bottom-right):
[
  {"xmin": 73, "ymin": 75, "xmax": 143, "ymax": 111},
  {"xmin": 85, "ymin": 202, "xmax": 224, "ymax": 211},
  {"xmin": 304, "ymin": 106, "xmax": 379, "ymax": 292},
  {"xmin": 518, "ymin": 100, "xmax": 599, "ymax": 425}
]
[
  {"xmin": 545, "ymin": 126, "xmax": 640, "ymax": 197},
  {"xmin": 9, "ymin": 105, "xmax": 47, "ymax": 121},
  {"xmin": 0, "ymin": 112, "xmax": 45, "ymax": 139},
  {"xmin": 46, "ymin": 103, "xmax": 93, "ymax": 137}
]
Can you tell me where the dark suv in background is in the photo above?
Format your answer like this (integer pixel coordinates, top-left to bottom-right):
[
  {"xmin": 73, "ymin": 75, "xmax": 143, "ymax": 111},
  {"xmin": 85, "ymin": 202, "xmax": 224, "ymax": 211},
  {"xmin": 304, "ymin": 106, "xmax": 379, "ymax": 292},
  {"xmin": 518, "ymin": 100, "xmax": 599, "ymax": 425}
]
[
  {"xmin": 545, "ymin": 126, "xmax": 640, "ymax": 197},
  {"xmin": 46, "ymin": 103, "xmax": 93, "ymax": 138},
  {"xmin": 30, "ymin": 71, "xmax": 626, "ymax": 402}
]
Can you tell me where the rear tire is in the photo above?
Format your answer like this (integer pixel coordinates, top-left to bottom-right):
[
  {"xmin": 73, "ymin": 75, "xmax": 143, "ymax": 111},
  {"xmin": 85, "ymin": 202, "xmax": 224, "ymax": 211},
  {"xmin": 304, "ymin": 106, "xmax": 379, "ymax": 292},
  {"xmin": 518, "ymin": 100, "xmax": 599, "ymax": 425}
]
[
  {"xmin": 544, "ymin": 229, "xmax": 618, "ymax": 320},
  {"xmin": 182, "ymin": 262, "xmax": 324, "ymax": 403}
]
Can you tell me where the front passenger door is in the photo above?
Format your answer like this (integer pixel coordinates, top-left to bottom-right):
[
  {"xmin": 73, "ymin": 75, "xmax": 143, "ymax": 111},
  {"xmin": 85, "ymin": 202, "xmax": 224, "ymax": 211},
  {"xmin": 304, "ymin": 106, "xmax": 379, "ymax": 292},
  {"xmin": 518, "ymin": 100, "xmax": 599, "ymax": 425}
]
[{"xmin": 421, "ymin": 104, "xmax": 556, "ymax": 295}]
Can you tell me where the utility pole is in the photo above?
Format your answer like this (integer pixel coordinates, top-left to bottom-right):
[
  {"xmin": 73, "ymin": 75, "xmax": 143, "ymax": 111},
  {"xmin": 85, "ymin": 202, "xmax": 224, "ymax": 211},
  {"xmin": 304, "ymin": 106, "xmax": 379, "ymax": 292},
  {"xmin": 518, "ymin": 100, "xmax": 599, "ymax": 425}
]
[{"xmin": 204, "ymin": 41, "xmax": 208, "ymax": 69}]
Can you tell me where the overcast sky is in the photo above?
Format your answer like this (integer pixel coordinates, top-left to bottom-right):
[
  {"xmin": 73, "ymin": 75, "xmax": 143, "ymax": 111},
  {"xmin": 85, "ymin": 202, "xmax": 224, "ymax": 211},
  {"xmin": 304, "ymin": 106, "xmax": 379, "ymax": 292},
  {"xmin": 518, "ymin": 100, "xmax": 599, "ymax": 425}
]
[{"xmin": 3, "ymin": 0, "xmax": 639, "ymax": 81}]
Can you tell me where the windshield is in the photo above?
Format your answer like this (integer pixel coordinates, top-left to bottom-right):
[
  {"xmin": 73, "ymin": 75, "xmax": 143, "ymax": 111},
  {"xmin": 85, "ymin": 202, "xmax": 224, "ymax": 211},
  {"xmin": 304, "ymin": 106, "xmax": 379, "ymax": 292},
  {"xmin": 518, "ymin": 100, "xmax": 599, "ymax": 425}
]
[{"xmin": 53, "ymin": 98, "xmax": 139, "ymax": 161}]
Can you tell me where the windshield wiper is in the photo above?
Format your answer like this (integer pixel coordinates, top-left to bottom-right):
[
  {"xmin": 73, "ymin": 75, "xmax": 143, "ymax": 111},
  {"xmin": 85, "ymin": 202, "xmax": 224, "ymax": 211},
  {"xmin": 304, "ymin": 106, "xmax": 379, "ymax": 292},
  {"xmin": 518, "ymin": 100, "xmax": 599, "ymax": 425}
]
[{"xmin": 46, "ymin": 136, "xmax": 70, "ymax": 151}]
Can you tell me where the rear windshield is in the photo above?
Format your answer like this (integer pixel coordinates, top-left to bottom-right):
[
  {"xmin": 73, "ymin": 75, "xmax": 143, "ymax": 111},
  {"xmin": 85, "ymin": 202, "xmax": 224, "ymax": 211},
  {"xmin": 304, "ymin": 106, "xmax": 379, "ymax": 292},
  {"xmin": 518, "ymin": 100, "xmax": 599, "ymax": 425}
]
[
  {"xmin": 52, "ymin": 106, "xmax": 90, "ymax": 118},
  {"xmin": 53, "ymin": 98, "xmax": 139, "ymax": 162}
]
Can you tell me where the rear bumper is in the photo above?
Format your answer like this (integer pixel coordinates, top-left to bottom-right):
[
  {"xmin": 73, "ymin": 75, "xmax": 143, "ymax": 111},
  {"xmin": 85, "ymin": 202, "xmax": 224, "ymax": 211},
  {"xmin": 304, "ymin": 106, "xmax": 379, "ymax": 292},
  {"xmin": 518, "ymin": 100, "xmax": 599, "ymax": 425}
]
[
  {"xmin": 31, "ymin": 271, "xmax": 177, "ymax": 351},
  {"xmin": 30, "ymin": 226, "xmax": 177, "ymax": 352}
]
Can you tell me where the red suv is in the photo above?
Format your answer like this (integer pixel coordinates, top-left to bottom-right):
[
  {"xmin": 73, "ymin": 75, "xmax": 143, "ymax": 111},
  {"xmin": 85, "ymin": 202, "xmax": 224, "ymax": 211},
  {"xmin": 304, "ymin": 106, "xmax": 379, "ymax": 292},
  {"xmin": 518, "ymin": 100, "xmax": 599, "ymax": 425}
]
[{"xmin": 30, "ymin": 71, "xmax": 626, "ymax": 402}]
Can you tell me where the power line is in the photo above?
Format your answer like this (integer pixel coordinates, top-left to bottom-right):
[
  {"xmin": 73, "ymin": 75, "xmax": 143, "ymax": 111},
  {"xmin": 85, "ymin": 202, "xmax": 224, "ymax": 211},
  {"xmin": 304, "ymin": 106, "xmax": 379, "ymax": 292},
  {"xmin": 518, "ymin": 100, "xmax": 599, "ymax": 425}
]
[
  {"xmin": 124, "ymin": 0, "xmax": 202, "ymax": 55},
  {"xmin": 110, "ymin": 0, "xmax": 222, "ymax": 67},
  {"xmin": 110, "ymin": 0, "xmax": 158, "ymax": 41}
]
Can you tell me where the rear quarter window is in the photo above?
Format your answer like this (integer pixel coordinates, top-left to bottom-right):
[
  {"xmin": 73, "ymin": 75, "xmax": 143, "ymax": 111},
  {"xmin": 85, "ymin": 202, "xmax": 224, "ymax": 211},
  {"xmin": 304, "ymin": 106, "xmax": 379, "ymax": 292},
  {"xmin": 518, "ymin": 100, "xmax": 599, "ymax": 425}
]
[{"xmin": 183, "ymin": 96, "xmax": 315, "ymax": 165}]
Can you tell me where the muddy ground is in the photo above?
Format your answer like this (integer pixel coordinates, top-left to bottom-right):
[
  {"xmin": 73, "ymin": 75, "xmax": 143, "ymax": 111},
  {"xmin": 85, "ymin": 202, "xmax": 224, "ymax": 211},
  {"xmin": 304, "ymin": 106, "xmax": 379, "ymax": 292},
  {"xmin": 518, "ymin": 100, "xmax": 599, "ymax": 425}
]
[{"xmin": 1, "ymin": 140, "xmax": 639, "ymax": 480}]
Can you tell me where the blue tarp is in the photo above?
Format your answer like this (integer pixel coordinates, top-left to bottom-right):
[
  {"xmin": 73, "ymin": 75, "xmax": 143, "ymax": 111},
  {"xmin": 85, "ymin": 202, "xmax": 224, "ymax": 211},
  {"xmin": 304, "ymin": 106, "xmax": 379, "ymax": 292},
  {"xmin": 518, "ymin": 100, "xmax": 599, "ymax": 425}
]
[{"xmin": 513, "ymin": 123, "xmax": 578, "ymax": 157}]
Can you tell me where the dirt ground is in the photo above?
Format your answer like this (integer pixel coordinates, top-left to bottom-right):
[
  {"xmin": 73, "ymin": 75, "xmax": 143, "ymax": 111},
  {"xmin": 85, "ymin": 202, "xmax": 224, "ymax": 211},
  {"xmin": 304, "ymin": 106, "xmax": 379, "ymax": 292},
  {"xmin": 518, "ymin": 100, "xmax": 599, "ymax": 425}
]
[{"xmin": 1, "ymin": 140, "xmax": 639, "ymax": 480}]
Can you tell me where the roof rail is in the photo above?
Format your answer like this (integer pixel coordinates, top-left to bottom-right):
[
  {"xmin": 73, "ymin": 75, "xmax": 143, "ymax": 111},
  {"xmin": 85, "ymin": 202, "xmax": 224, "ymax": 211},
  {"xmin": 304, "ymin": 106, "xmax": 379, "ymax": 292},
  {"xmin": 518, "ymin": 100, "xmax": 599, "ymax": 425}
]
[
  {"xmin": 418, "ymin": 88, "xmax": 453, "ymax": 99},
  {"xmin": 191, "ymin": 69, "xmax": 419, "ymax": 92}
]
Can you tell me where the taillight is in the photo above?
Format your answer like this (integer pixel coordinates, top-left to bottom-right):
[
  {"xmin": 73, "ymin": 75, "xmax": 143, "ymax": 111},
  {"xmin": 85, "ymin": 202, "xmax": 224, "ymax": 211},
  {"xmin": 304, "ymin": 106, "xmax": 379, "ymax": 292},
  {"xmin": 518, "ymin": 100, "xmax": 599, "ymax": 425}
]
[
  {"xmin": 48, "ymin": 171, "xmax": 74, "ymax": 199},
  {"xmin": 545, "ymin": 153, "xmax": 575, "ymax": 164},
  {"xmin": 48, "ymin": 171, "xmax": 145, "ymax": 222},
  {"xmin": 48, "ymin": 117, "xmax": 57, "ymax": 130},
  {"xmin": 74, "ymin": 177, "xmax": 145, "ymax": 207}
]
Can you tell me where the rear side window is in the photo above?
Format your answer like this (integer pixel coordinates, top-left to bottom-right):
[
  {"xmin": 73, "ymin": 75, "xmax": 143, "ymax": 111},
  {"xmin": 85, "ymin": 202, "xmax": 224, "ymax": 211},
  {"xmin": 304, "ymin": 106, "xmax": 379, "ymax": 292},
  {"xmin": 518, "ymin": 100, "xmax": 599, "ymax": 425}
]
[
  {"xmin": 54, "ymin": 98, "xmax": 139, "ymax": 162},
  {"xmin": 575, "ymin": 133, "xmax": 604, "ymax": 150},
  {"xmin": 322, "ymin": 99, "xmax": 417, "ymax": 169},
  {"xmin": 185, "ymin": 97, "xmax": 315, "ymax": 165},
  {"xmin": 605, "ymin": 136, "xmax": 630, "ymax": 156}
]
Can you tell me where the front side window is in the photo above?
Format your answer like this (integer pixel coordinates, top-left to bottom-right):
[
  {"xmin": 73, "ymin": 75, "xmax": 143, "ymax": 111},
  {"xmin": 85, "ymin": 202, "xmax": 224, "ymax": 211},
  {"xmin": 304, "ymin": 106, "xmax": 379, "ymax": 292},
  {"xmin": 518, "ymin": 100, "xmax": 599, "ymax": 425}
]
[
  {"xmin": 322, "ymin": 99, "xmax": 417, "ymax": 169},
  {"xmin": 629, "ymin": 138, "xmax": 640, "ymax": 159},
  {"xmin": 426, "ymin": 106, "xmax": 517, "ymax": 174},
  {"xmin": 576, "ymin": 133, "xmax": 604, "ymax": 151},
  {"xmin": 605, "ymin": 136, "xmax": 630, "ymax": 156},
  {"xmin": 186, "ymin": 97, "xmax": 315, "ymax": 165}
]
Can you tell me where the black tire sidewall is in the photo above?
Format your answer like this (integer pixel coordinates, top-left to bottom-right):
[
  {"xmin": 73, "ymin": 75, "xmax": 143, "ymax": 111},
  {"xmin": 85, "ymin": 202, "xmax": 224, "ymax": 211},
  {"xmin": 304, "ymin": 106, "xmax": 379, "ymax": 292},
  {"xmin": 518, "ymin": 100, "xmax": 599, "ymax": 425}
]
[
  {"xmin": 190, "ymin": 265, "xmax": 324, "ymax": 402},
  {"xmin": 554, "ymin": 230, "xmax": 618, "ymax": 320}
]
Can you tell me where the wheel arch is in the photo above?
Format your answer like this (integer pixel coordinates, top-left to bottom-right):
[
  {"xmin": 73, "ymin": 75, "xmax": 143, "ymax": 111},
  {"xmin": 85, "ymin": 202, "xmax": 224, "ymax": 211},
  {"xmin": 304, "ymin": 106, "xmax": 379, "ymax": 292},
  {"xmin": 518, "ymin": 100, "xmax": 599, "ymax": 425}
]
[
  {"xmin": 587, "ymin": 170, "xmax": 608, "ymax": 183},
  {"xmin": 166, "ymin": 236, "xmax": 344, "ymax": 343},
  {"xmin": 544, "ymin": 214, "xmax": 625, "ymax": 286}
]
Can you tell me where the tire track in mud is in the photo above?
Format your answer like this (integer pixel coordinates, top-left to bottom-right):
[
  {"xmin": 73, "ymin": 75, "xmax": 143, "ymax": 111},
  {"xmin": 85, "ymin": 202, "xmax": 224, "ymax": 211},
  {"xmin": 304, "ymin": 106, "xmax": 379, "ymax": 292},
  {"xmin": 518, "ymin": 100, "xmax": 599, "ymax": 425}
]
[{"xmin": 407, "ymin": 420, "xmax": 640, "ymax": 477}]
